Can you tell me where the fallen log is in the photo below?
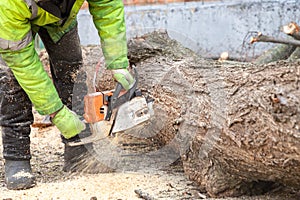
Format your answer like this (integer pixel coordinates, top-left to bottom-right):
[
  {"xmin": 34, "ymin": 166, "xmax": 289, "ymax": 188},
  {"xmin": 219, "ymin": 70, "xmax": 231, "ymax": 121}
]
[
  {"xmin": 181, "ymin": 57, "xmax": 300, "ymax": 197},
  {"xmin": 287, "ymin": 47, "xmax": 300, "ymax": 61},
  {"xmin": 82, "ymin": 31, "xmax": 300, "ymax": 197},
  {"xmin": 129, "ymin": 32, "xmax": 300, "ymax": 197},
  {"xmin": 252, "ymin": 44, "xmax": 296, "ymax": 64}
]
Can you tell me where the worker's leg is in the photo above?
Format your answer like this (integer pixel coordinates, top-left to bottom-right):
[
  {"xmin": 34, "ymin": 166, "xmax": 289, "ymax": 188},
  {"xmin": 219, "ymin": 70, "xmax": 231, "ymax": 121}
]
[
  {"xmin": 0, "ymin": 58, "xmax": 35, "ymax": 190},
  {"xmin": 38, "ymin": 26, "xmax": 84, "ymax": 112},
  {"xmin": 38, "ymin": 25, "xmax": 99, "ymax": 172}
]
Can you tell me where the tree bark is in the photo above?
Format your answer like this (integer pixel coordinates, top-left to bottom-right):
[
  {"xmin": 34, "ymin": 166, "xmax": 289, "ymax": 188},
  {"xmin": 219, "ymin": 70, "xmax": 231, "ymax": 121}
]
[{"xmin": 181, "ymin": 59, "xmax": 300, "ymax": 197}]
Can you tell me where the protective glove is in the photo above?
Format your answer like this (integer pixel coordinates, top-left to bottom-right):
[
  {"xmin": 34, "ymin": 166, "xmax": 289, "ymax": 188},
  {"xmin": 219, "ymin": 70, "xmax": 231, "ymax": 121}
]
[
  {"xmin": 112, "ymin": 68, "xmax": 135, "ymax": 90},
  {"xmin": 51, "ymin": 106, "xmax": 86, "ymax": 139}
]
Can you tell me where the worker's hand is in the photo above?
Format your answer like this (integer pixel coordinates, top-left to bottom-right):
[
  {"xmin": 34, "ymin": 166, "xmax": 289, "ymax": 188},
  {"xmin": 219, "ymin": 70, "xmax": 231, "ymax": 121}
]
[
  {"xmin": 112, "ymin": 68, "xmax": 135, "ymax": 90},
  {"xmin": 51, "ymin": 106, "xmax": 86, "ymax": 139}
]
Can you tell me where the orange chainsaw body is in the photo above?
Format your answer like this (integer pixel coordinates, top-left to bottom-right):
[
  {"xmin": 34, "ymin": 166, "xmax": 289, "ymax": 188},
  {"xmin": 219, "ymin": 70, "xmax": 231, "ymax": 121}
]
[{"xmin": 83, "ymin": 90, "xmax": 113, "ymax": 123}]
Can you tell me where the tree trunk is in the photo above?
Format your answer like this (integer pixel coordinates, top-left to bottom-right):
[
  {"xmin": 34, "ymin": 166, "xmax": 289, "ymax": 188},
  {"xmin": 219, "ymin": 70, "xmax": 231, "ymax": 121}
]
[
  {"xmin": 83, "ymin": 31, "xmax": 300, "ymax": 197},
  {"xmin": 181, "ymin": 59, "xmax": 300, "ymax": 197},
  {"xmin": 127, "ymin": 32, "xmax": 300, "ymax": 197}
]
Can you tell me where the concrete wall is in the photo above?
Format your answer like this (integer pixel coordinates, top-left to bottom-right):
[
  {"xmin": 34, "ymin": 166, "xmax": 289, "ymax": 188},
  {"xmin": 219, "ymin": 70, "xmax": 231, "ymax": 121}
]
[{"xmin": 77, "ymin": 0, "xmax": 300, "ymax": 60}]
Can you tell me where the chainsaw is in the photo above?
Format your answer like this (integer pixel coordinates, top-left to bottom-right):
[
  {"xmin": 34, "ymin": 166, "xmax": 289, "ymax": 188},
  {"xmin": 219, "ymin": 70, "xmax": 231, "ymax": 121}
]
[{"xmin": 68, "ymin": 67, "xmax": 153, "ymax": 146}]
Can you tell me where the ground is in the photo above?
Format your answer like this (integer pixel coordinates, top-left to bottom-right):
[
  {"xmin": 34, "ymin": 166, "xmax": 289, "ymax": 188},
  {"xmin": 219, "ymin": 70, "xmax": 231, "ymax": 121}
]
[{"xmin": 0, "ymin": 122, "xmax": 298, "ymax": 200}]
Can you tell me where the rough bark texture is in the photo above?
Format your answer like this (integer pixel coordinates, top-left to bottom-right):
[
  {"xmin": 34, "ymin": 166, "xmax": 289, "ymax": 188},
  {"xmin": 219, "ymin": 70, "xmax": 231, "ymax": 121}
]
[
  {"xmin": 183, "ymin": 60, "xmax": 300, "ymax": 197},
  {"xmin": 123, "ymin": 31, "xmax": 300, "ymax": 197},
  {"xmin": 287, "ymin": 47, "xmax": 300, "ymax": 61}
]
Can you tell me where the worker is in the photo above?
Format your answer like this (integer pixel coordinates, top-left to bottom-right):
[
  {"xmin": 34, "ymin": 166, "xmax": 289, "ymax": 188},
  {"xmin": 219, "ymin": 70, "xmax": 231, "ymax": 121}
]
[{"xmin": 0, "ymin": 0, "xmax": 134, "ymax": 190}]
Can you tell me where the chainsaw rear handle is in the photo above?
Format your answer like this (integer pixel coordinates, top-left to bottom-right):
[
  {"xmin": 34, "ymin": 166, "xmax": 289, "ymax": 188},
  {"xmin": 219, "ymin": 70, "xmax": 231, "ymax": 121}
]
[{"xmin": 105, "ymin": 67, "xmax": 138, "ymax": 121}]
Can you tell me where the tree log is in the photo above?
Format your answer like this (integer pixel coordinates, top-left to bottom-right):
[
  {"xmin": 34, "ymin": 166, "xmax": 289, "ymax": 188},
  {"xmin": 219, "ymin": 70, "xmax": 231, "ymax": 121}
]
[
  {"xmin": 181, "ymin": 59, "xmax": 300, "ymax": 197},
  {"xmin": 287, "ymin": 46, "xmax": 300, "ymax": 61},
  {"xmin": 82, "ymin": 31, "xmax": 300, "ymax": 197},
  {"xmin": 126, "ymin": 32, "xmax": 300, "ymax": 197}
]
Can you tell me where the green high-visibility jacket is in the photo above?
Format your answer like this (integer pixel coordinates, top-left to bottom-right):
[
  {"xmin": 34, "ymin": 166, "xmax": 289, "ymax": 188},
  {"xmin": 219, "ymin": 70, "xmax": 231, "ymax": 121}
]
[{"xmin": 0, "ymin": 0, "xmax": 128, "ymax": 115}]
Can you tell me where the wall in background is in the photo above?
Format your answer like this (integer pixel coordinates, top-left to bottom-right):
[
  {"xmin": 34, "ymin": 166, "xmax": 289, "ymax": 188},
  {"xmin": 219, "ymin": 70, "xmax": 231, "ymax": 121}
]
[{"xmin": 78, "ymin": 0, "xmax": 300, "ymax": 60}]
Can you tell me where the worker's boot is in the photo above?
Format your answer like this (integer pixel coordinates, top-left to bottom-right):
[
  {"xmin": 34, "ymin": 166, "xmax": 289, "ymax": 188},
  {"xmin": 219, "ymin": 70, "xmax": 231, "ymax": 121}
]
[
  {"xmin": 4, "ymin": 159, "xmax": 36, "ymax": 190},
  {"xmin": 0, "ymin": 61, "xmax": 35, "ymax": 190},
  {"xmin": 62, "ymin": 134, "xmax": 91, "ymax": 172},
  {"xmin": 63, "ymin": 134, "xmax": 113, "ymax": 173}
]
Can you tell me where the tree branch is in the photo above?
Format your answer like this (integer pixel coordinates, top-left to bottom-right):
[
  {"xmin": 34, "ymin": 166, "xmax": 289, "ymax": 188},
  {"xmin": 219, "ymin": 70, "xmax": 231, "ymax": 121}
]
[{"xmin": 250, "ymin": 32, "xmax": 300, "ymax": 47}]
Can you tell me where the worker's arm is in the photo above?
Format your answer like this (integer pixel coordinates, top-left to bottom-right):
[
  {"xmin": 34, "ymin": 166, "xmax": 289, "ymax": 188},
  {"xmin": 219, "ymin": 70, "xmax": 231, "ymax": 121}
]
[
  {"xmin": 87, "ymin": 0, "xmax": 134, "ymax": 90},
  {"xmin": 88, "ymin": 0, "xmax": 129, "ymax": 70},
  {"xmin": 0, "ymin": 0, "xmax": 84, "ymax": 139},
  {"xmin": 0, "ymin": 0, "xmax": 63, "ymax": 115}
]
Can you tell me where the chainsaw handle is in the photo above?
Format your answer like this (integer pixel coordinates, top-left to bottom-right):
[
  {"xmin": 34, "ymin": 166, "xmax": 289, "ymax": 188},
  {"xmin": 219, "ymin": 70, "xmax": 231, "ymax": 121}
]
[{"xmin": 105, "ymin": 67, "xmax": 138, "ymax": 121}]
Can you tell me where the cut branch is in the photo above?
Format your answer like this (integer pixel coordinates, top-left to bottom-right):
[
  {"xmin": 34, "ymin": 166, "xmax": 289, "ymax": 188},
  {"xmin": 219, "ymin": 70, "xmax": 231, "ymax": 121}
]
[
  {"xmin": 282, "ymin": 22, "xmax": 300, "ymax": 61},
  {"xmin": 251, "ymin": 22, "xmax": 300, "ymax": 64},
  {"xmin": 250, "ymin": 32, "xmax": 300, "ymax": 47},
  {"xmin": 282, "ymin": 22, "xmax": 300, "ymax": 40}
]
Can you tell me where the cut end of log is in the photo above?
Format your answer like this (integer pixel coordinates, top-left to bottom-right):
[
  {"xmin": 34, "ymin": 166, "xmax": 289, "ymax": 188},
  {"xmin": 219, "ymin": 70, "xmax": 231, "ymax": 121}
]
[
  {"xmin": 250, "ymin": 37, "xmax": 258, "ymax": 44},
  {"xmin": 250, "ymin": 32, "xmax": 262, "ymax": 44},
  {"xmin": 218, "ymin": 51, "xmax": 229, "ymax": 62},
  {"xmin": 282, "ymin": 22, "xmax": 300, "ymax": 35}
]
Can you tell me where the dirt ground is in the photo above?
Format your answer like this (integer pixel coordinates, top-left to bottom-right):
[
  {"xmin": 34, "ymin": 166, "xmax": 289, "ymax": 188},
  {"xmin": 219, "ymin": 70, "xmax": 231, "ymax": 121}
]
[
  {"xmin": 0, "ymin": 123, "xmax": 202, "ymax": 200},
  {"xmin": 0, "ymin": 124, "xmax": 298, "ymax": 200}
]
